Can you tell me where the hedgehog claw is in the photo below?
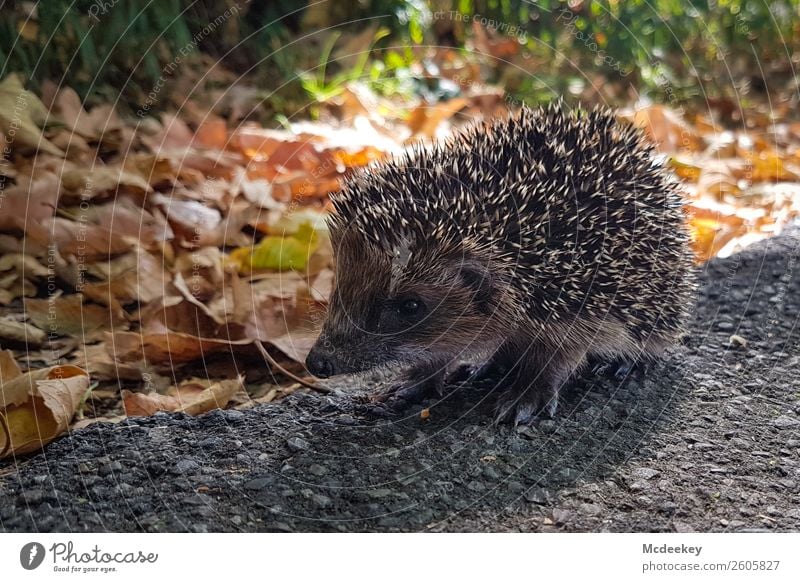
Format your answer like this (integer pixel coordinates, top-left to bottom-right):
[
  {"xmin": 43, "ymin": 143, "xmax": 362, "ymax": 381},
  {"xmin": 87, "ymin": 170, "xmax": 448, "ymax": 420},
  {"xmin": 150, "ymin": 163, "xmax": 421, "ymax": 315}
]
[
  {"xmin": 513, "ymin": 404, "xmax": 536, "ymax": 426},
  {"xmin": 493, "ymin": 387, "xmax": 559, "ymax": 425},
  {"xmin": 592, "ymin": 358, "xmax": 645, "ymax": 380}
]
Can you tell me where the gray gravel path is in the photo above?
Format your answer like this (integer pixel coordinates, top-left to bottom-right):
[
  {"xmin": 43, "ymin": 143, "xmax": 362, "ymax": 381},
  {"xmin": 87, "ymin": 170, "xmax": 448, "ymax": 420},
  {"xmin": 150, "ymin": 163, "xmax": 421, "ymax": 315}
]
[{"xmin": 1, "ymin": 231, "xmax": 799, "ymax": 532}]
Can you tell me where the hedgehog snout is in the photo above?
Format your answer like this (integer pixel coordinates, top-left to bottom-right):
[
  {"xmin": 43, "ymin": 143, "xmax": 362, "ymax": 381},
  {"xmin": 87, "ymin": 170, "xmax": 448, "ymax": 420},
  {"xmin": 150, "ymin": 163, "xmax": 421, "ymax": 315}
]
[{"xmin": 306, "ymin": 345, "xmax": 336, "ymax": 378}]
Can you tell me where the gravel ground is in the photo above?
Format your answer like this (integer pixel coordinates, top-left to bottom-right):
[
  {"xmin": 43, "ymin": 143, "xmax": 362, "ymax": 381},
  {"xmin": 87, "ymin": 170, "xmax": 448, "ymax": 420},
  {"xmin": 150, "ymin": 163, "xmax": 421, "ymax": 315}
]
[{"xmin": 1, "ymin": 232, "xmax": 799, "ymax": 533}]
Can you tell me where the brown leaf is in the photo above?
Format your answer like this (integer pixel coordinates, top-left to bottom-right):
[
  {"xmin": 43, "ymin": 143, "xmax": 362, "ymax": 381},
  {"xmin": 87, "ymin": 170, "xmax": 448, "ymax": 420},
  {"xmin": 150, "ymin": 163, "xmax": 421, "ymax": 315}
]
[
  {"xmin": 406, "ymin": 98, "xmax": 469, "ymax": 138},
  {"xmin": 53, "ymin": 87, "xmax": 123, "ymax": 142},
  {"xmin": 49, "ymin": 217, "xmax": 135, "ymax": 260},
  {"xmin": 107, "ymin": 330, "xmax": 252, "ymax": 365},
  {"xmin": 25, "ymin": 294, "xmax": 121, "ymax": 337},
  {"xmin": 93, "ymin": 200, "xmax": 174, "ymax": 246},
  {"xmin": 71, "ymin": 343, "xmax": 153, "ymax": 382},
  {"xmin": 0, "ymin": 350, "xmax": 22, "ymax": 382},
  {"xmin": 0, "ymin": 173, "xmax": 60, "ymax": 234},
  {"xmin": 122, "ymin": 390, "xmax": 178, "ymax": 417},
  {"xmin": 122, "ymin": 376, "xmax": 243, "ymax": 417},
  {"xmin": 175, "ymin": 376, "xmax": 244, "ymax": 415},
  {"xmin": 631, "ymin": 104, "xmax": 704, "ymax": 154},
  {"xmin": 244, "ymin": 293, "xmax": 319, "ymax": 363},
  {"xmin": 194, "ymin": 118, "xmax": 229, "ymax": 149},
  {"xmin": 0, "ymin": 318, "xmax": 46, "ymax": 347},
  {"xmin": 81, "ymin": 249, "xmax": 168, "ymax": 305},
  {"xmin": 60, "ymin": 164, "xmax": 152, "ymax": 198}
]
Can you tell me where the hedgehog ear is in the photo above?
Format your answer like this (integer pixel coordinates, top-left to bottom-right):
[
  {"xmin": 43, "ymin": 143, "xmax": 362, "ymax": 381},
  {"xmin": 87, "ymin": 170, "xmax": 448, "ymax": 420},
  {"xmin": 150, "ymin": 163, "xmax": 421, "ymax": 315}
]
[{"xmin": 457, "ymin": 261, "xmax": 495, "ymax": 308}]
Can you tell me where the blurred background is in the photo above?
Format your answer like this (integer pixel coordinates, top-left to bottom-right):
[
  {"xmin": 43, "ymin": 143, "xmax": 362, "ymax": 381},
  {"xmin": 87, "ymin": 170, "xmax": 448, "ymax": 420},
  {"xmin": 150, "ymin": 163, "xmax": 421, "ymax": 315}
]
[{"xmin": 3, "ymin": 0, "xmax": 799, "ymax": 118}]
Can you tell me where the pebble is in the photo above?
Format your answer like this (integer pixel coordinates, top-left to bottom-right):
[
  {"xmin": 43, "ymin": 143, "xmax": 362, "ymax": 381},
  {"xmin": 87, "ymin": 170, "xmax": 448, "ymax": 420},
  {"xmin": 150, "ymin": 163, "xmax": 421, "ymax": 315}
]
[
  {"xmin": 99, "ymin": 461, "xmax": 123, "ymax": 476},
  {"xmin": 286, "ymin": 436, "xmax": 310, "ymax": 452},
  {"xmin": 225, "ymin": 410, "xmax": 245, "ymax": 422},
  {"xmin": 773, "ymin": 415, "xmax": 800, "ymax": 429},
  {"xmin": 173, "ymin": 459, "xmax": 199, "ymax": 475},
  {"xmin": 19, "ymin": 489, "xmax": 44, "ymax": 505},
  {"xmin": 507, "ymin": 481, "xmax": 524, "ymax": 493},
  {"xmin": 482, "ymin": 465, "xmax": 501, "ymax": 480},
  {"xmin": 578, "ymin": 503, "xmax": 603, "ymax": 517},
  {"xmin": 552, "ymin": 508, "xmax": 572, "ymax": 524},
  {"xmin": 538, "ymin": 420, "xmax": 557, "ymax": 434},
  {"xmin": 367, "ymin": 488, "xmax": 392, "ymax": 499},
  {"xmin": 311, "ymin": 493, "xmax": 332, "ymax": 509},
  {"xmin": 631, "ymin": 467, "xmax": 660, "ymax": 480},
  {"xmin": 467, "ymin": 480, "xmax": 485, "ymax": 492},
  {"xmin": 524, "ymin": 487, "xmax": 549, "ymax": 505},
  {"xmin": 244, "ymin": 478, "xmax": 273, "ymax": 491}
]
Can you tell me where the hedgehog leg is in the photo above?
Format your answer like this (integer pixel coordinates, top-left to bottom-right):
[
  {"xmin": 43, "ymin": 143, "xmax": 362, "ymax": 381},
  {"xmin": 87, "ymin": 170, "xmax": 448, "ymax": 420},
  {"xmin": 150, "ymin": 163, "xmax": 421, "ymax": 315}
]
[
  {"xmin": 493, "ymin": 348, "xmax": 584, "ymax": 426},
  {"xmin": 446, "ymin": 353, "xmax": 508, "ymax": 384},
  {"xmin": 377, "ymin": 361, "xmax": 447, "ymax": 403}
]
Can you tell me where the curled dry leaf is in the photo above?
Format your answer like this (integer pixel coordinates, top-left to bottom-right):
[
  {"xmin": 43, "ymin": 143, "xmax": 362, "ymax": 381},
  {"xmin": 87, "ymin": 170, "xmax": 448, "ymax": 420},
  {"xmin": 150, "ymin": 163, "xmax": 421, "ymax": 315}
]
[
  {"xmin": 122, "ymin": 376, "xmax": 244, "ymax": 417},
  {"xmin": 0, "ymin": 364, "xmax": 90, "ymax": 457},
  {"xmin": 121, "ymin": 390, "xmax": 178, "ymax": 417}
]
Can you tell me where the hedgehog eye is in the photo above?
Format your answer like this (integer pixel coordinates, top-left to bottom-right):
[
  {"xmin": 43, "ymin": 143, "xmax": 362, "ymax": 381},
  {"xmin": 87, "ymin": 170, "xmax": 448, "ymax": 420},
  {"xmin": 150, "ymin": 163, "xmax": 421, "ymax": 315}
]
[
  {"xmin": 399, "ymin": 298, "xmax": 422, "ymax": 316},
  {"xmin": 394, "ymin": 296, "xmax": 425, "ymax": 319}
]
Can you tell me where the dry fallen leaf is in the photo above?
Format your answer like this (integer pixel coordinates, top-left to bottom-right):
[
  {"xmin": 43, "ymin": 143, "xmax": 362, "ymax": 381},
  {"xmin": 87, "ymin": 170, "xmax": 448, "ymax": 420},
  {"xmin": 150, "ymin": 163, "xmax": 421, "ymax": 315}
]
[
  {"xmin": 0, "ymin": 318, "xmax": 46, "ymax": 347},
  {"xmin": 122, "ymin": 376, "xmax": 243, "ymax": 417},
  {"xmin": 0, "ymin": 74, "xmax": 64, "ymax": 156},
  {"xmin": 25, "ymin": 294, "xmax": 120, "ymax": 337},
  {"xmin": 121, "ymin": 390, "xmax": 178, "ymax": 417},
  {"xmin": 0, "ymin": 364, "xmax": 90, "ymax": 457},
  {"xmin": 108, "ymin": 330, "xmax": 252, "ymax": 365}
]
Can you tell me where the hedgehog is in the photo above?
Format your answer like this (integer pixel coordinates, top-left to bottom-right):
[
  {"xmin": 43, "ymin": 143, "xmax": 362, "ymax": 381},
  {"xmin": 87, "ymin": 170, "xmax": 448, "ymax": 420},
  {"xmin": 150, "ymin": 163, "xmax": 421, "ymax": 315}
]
[{"xmin": 305, "ymin": 102, "xmax": 696, "ymax": 424}]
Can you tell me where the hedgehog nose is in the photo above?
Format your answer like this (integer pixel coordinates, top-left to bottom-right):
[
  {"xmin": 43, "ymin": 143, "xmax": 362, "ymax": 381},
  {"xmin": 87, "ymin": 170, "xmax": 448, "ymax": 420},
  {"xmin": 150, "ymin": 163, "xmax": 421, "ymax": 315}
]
[{"xmin": 306, "ymin": 350, "xmax": 335, "ymax": 378}]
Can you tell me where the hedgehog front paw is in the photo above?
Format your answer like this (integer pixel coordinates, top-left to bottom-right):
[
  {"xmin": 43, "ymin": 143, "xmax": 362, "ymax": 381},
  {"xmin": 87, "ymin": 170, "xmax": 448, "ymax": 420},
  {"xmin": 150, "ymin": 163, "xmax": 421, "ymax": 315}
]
[
  {"xmin": 493, "ymin": 385, "xmax": 559, "ymax": 426},
  {"xmin": 375, "ymin": 367, "xmax": 445, "ymax": 403}
]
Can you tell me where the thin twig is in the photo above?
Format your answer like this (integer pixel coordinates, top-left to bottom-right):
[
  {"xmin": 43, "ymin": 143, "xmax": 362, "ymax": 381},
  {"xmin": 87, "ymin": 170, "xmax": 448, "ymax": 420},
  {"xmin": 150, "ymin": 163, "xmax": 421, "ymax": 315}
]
[{"xmin": 255, "ymin": 341, "xmax": 331, "ymax": 393}]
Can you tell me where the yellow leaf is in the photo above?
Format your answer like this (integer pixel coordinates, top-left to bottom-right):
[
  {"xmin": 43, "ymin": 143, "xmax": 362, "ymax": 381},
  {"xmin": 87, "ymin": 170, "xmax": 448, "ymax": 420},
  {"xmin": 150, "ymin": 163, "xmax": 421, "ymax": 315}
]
[
  {"xmin": 0, "ymin": 365, "xmax": 90, "ymax": 457},
  {"xmin": 232, "ymin": 222, "xmax": 320, "ymax": 272},
  {"xmin": 0, "ymin": 74, "xmax": 64, "ymax": 156}
]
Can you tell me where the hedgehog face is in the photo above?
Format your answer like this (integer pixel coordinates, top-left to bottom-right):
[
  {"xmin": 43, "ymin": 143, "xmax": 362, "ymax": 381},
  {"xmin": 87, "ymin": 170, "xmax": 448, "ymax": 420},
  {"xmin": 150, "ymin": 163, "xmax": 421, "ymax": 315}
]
[{"xmin": 305, "ymin": 232, "xmax": 506, "ymax": 378}]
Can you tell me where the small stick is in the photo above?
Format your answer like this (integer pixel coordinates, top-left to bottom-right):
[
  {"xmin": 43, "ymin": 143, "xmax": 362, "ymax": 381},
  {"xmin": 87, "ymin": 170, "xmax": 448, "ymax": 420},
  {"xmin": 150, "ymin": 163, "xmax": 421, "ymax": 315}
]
[{"xmin": 255, "ymin": 341, "xmax": 331, "ymax": 393}]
